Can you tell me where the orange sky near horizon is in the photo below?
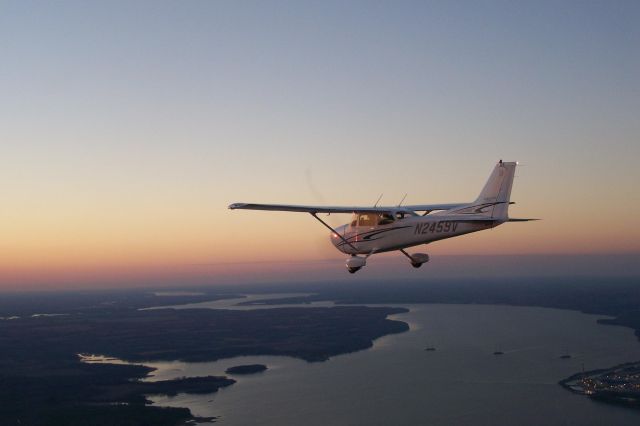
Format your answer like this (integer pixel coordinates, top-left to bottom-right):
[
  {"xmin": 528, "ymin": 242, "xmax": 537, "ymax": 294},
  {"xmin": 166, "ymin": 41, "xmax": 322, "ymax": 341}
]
[{"xmin": 1, "ymin": 180, "xmax": 639, "ymax": 289}]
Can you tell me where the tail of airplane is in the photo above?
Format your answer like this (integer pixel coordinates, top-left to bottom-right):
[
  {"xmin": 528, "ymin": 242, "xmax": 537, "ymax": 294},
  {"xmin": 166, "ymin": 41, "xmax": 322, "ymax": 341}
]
[{"xmin": 473, "ymin": 160, "xmax": 517, "ymax": 220}]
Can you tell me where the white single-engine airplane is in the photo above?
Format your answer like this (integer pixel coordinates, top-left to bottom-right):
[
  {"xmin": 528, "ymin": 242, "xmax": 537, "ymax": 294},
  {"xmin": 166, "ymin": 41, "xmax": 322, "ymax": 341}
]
[{"xmin": 229, "ymin": 160, "xmax": 536, "ymax": 273}]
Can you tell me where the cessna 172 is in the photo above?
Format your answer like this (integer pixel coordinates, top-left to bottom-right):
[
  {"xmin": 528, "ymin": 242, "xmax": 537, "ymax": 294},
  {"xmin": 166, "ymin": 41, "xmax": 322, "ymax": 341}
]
[{"xmin": 229, "ymin": 160, "xmax": 536, "ymax": 273}]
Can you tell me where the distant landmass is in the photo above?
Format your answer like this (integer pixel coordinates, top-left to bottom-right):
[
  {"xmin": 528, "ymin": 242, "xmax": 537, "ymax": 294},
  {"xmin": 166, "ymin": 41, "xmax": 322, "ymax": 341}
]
[{"xmin": 235, "ymin": 277, "xmax": 640, "ymax": 344}]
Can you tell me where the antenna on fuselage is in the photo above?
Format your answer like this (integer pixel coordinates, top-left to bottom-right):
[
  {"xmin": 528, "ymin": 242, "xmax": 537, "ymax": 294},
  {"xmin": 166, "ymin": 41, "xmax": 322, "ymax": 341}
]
[
  {"xmin": 397, "ymin": 193, "xmax": 407, "ymax": 207},
  {"xmin": 373, "ymin": 193, "xmax": 383, "ymax": 208}
]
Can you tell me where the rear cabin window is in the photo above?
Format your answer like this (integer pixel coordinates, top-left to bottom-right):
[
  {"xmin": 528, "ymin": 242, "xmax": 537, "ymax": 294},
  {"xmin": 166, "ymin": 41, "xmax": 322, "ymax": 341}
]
[
  {"xmin": 395, "ymin": 211, "xmax": 417, "ymax": 220},
  {"xmin": 378, "ymin": 213, "xmax": 395, "ymax": 225}
]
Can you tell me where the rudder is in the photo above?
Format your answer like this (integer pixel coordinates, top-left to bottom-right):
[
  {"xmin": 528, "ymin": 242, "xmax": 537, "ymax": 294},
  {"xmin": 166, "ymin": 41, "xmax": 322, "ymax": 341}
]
[{"xmin": 474, "ymin": 160, "xmax": 517, "ymax": 220}]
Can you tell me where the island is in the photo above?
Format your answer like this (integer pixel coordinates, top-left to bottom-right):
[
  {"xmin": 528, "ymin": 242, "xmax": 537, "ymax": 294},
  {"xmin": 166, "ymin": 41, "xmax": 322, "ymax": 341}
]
[{"xmin": 225, "ymin": 364, "xmax": 268, "ymax": 375}]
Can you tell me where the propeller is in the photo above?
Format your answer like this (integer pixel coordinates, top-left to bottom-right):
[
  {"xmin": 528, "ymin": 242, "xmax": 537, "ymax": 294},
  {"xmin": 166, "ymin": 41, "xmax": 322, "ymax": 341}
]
[{"xmin": 305, "ymin": 168, "xmax": 344, "ymax": 257}]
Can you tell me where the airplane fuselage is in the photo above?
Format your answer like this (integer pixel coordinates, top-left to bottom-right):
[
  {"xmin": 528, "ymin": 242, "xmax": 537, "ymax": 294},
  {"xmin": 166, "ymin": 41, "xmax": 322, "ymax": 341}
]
[{"xmin": 331, "ymin": 213, "xmax": 502, "ymax": 255}]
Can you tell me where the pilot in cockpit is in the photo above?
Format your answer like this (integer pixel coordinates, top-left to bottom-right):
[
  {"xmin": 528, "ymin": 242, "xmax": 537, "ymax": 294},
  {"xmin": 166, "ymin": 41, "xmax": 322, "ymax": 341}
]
[{"xmin": 378, "ymin": 213, "xmax": 395, "ymax": 225}]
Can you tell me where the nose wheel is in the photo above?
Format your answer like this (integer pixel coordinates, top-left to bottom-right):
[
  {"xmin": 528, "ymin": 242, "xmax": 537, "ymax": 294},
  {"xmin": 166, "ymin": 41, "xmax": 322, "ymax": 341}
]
[
  {"xmin": 345, "ymin": 255, "xmax": 367, "ymax": 274},
  {"xmin": 410, "ymin": 262, "xmax": 423, "ymax": 268}
]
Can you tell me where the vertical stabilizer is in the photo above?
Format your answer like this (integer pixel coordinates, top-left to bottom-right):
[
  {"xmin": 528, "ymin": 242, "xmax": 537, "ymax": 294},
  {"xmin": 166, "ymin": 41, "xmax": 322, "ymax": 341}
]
[{"xmin": 473, "ymin": 160, "xmax": 517, "ymax": 220}]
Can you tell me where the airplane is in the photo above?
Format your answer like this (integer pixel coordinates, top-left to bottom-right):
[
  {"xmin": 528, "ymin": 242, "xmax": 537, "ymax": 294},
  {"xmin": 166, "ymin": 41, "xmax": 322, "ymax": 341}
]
[{"xmin": 229, "ymin": 160, "xmax": 536, "ymax": 273}]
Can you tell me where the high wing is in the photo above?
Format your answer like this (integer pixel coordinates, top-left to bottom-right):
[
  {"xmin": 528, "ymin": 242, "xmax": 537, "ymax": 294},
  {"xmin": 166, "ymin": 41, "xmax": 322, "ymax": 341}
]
[
  {"xmin": 228, "ymin": 202, "xmax": 467, "ymax": 214},
  {"xmin": 401, "ymin": 203, "xmax": 469, "ymax": 212}
]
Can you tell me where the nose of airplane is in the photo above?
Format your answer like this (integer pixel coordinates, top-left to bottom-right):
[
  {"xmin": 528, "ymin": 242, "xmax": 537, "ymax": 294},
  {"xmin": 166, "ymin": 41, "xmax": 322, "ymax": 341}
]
[{"xmin": 329, "ymin": 224, "xmax": 348, "ymax": 250}]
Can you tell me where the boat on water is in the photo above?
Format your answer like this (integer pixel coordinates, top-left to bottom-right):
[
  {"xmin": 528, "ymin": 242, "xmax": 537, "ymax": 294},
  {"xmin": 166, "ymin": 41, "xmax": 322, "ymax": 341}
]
[{"xmin": 560, "ymin": 347, "xmax": 572, "ymax": 359}]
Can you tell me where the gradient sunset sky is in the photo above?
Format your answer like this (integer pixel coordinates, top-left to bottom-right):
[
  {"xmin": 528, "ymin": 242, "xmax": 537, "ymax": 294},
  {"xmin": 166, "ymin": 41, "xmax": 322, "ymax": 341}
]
[{"xmin": 1, "ymin": 1, "xmax": 639, "ymax": 289}]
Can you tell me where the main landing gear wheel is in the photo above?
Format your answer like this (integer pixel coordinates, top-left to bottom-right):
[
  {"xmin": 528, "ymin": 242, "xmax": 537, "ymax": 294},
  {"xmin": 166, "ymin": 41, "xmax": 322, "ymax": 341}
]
[{"xmin": 400, "ymin": 249, "xmax": 430, "ymax": 269}]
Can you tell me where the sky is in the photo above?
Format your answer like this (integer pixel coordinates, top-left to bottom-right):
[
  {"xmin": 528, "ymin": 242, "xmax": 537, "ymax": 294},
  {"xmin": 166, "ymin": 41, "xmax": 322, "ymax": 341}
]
[{"xmin": 1, "ymin": 1, "xmax": 639, "ymax": 290}]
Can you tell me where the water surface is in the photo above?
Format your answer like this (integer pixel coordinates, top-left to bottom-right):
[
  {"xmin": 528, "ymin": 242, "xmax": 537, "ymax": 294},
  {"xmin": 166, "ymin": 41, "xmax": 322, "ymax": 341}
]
[{"xmin": 142, "ymin": 303, "xmax": 640, "ymax": 425}]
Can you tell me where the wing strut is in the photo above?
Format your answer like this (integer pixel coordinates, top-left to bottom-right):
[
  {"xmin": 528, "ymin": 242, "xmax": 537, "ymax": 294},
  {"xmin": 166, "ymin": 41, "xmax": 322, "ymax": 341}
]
[
  {"xmin": 310, "ymin": 213, "xmax": 359, "ymax": 252},
  {"xmin": 399, "ymin": 249, "xmax": 414, "ymax": 260}
]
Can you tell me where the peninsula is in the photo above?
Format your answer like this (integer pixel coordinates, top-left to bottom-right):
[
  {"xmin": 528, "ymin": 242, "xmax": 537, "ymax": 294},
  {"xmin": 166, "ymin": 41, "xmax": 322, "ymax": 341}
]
[{"xmin": 559, "ymin": 361, "xmax": 640, "ymax": 408}]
